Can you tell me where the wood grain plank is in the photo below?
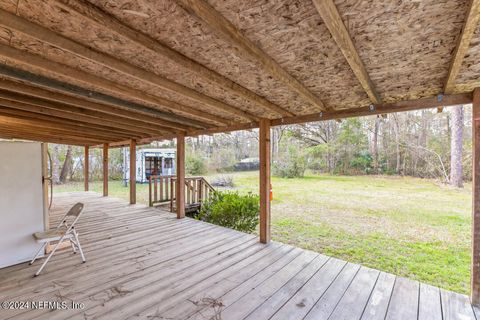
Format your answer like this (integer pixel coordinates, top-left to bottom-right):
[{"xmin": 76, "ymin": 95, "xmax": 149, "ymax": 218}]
[
  {"xmin": 441, "ymin": 289, "xmax": 476, "ymax": 320},
  {"xmin": 385, "ymin": 277, "xmax": 419, "ymax": 320},
  {"xmin": 328, "ymin": 266, "xmax": 380, "ymax": 320},
  {"xmin": 418, "ymin": 283, "xmax": 442, "ymax": 320},
  {"xmin": 361, "ymin": 272, "xmax": 396, "ymax": 320}
]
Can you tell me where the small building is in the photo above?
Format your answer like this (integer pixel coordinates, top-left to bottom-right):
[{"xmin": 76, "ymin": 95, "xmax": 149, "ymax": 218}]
[{"xmin": 124, "ymin": 148, "xmax": 176, "ymax": 183}]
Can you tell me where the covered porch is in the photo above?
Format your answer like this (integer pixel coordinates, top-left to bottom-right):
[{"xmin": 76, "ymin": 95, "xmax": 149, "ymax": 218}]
[{"xmin": 0, "ymin": 192, "xmax": 477, "ymax": 320}]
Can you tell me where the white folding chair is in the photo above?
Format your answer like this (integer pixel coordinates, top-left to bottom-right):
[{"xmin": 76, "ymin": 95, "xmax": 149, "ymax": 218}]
[{"xmin": 30, "ymin": 202, "xmax": 86, "ymax": 276}]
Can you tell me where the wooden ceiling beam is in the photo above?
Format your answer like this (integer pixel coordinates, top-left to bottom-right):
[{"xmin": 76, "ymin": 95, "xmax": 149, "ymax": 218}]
[
  {"xmin": 115, "ymin": 93, "xmax": 472, "ymax": 147},
  {"xmin": 0, "ymin": 9, "xmax": 257, "ymax": 122},
  {"xmin": 56, "ymin": 0, "xmax": 294, "ymax": 118},
  {"xmin": 0, "ymin": 122, "xmax": 107, "ymax": 144},
  {"xmin": 0, "ymin": 78, "xmax": 199, "ymax": 132},
  {"xmin": 0, "ymin": 108, "xmax": 140, "ymax": 140},
  {"xmin": 0, "ymin": 93, "xmax": 170, "ymax": 136},
  {"xmin": 173, "ymin": 0, "xmax": 328, "ymax": 112},
  {"xmin": 0, "ymin": 114, "xmax": 132, "ymax": 141},
  {"xmin": 0, "ymin": 44, "xmax": 223, "ymax": 130},
  {"xmin": 0, "ymin": 128, "xmax": 103, "ymax": 145},
  {"xmin": 312, "ymin": 0, "xmax": 381, "ymax": 104},
  {"xmin": 444, "ymin": 0, "xmax": 480, "ymax": 94},
  {"xmin": 0, "ymin": 64, "xmax": 227, "ymax": 128}
]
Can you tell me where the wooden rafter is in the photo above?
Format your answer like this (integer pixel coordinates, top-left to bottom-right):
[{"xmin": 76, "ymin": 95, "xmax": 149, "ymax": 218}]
[
  {"xmin": 0, "ymin": 9, "xmax": 257, "ymax": 123},
  {"xmin": 56, "ymin": 0, "xmax": 294, "ymax": 118},
  {"xmin": 173, "ymin": 0, "xmax": 328, "ymax": 111},
  {"xmin": 0, "ymin": 114, "xmax": 131, "ymax": 141},
  {"xmin": 0, "ymin": 123, "xmax": 106, "ymax": 145},
  {"xmin": 0, "ymin": 128, "xmax": 103, "ymax": 145},
  {"xmin": 0, "ymin": 78, "xmax": 200, "ymax": 132},
  {"xmin": 0, "ymin": 108, "xmax": 140, "ymax": 140},
  {"xmin": 312, "ymin": 0, "xmax": 381, "ymax": 104},
  {"xmin": 0, "ymin": 64, "xmax": 229, "ymax": 127},
  {"xmin": 444, "ymin": 0, "xmax": 480, "ymax": 94},
  {"xmin": 0, "ymin": 93, "xmax": 172, "ymax": 136},
  {"xmin": 112, "ymin": 93, "xmax": 471, "ymax": 147},
  {"xmin": 0, "ymin": 44, "xmax": 231, "ymax": 129}
]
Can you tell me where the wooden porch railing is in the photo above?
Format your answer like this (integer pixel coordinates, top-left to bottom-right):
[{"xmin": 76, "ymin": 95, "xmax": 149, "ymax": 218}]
[{"xmin": 149, "ymin": 175, "xmax": 215, "ymax": 212}]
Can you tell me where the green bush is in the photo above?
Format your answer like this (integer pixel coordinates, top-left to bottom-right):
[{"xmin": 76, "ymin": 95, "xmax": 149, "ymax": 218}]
[
  {"xmin": 196, "ymin": 191, "xmax": 259, "ymax": 233},
  {"xmin": 186, "ymin": 156, "xmax": 207, "ymax": 175},
  {"xmin": 273, "ymin": 144, "xmax": 306, "ymax": 178}
]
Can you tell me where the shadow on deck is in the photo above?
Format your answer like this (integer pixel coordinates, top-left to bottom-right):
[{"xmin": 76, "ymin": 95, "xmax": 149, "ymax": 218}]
[{"xmin": 0, "ymin": 192, "xmax": 477, "ymax": 320}]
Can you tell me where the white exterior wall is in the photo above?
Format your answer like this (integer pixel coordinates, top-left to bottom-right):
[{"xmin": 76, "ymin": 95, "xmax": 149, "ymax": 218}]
[{"xmin": 0, "ymin": 141, "xmax": 45, "ymax": 268}]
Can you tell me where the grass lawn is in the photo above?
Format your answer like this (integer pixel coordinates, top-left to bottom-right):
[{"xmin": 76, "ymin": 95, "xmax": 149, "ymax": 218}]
[{"xmin": 54, "ymin": 171, "xmax": 472, "ymax": 294}]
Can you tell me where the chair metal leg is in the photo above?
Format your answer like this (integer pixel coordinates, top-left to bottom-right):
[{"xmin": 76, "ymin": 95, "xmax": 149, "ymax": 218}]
[
  {"xmin": 70, "ymin": 239, "xmax": 77, "ymax": 253},
  {"xmin": 73, "ymin": 231, "xmax": 86, "ymax": 263},
  {"xmin": 34, "ymin": 235, "xmax": 67, "ymax": 276},
  {"xmin": 30, "ymin": 243, "xmax": 47, "ymax": 265}
]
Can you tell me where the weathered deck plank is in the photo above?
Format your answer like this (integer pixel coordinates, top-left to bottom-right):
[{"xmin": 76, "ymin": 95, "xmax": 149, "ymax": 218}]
[{"xmin": 0, "ymin": 192, "xmax": 472, "ymax": 320}]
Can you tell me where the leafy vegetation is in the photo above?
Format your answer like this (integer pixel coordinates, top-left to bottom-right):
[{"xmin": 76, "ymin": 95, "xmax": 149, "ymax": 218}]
[
  {"xmin": 186, "ymin": 155, "xmax": 207, "ymax": 175},
  {"xmin": 273, "ymin": 136, "xmax": 306, "ymax": 178},
  {"xmin": 195, "ymin": 191, "xmax": 260, "ymax": 233}
]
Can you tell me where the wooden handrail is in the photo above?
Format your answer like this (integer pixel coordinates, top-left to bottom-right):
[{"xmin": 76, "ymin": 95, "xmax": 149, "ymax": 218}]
[{"xmin": 148, "ymin": 175, "xmax": 215, "ymax": 212}]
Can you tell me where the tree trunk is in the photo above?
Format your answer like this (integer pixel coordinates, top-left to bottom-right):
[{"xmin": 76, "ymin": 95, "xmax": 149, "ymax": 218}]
[
  {"xmin": 393, "ymin": 115, "xmax": 401, "ymax": 174},
  {"xmin": 59, "ymin": 145, "xmax": 73, "ymax": 184},
  {"xmin": 372, "ymin": 116, "xmax": 380, "ymax": 174},
  {"xmin": 450, "ymin": 105, "xmax": 464, "ymax": 187},
  {"xmin": 51, "ymin": 145, "xmax": 60, "ymax": 185}
]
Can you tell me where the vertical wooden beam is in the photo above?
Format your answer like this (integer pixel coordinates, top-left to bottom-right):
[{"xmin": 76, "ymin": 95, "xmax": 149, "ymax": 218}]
[
  {"xmin": 176, "ymin": 134, "xmax": 185, "ymax": 219},
  {"xmin": 103, "ymin": 143, "xmax": 109, "ymax": 197},
  {"xmin": 472, "ymin": 88, "xmax": 480, "ymax": 305},
  {"xmin": 129, "ymin": 139, "xmax": 136, "ymax": 204},
  {"xmin": 84, "ymin": 145, "xmax": 89, "ymax": 192},
  {"xmin": 41, "ymin": 142, "xmax": 49, "ymax": 231},
  {"xmin": 259, "ymin": 119, "xmax": 271, "ymax": 244}
]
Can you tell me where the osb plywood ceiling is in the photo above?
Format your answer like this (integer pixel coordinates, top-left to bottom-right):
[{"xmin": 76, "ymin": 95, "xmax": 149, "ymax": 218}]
[{"xmin": 0, "ymin": 0, "xmax": 478, "ymax": 145}]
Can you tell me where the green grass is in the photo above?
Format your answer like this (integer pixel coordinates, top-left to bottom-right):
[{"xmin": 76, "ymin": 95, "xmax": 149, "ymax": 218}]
[{"xmin": 55, "ymin": 172, "xmax": 472, "ymax": 294}]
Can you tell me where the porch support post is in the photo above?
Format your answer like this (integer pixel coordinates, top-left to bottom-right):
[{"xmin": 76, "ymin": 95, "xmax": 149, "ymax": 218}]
[
  {"xmin": 259, "ymin": 119, "xmax": 271, "ymax": 244},
  {"xmin": 103, "ymin": 143, "xmax": 108, "ymax": 197},
  {"xmin": 472, "ymin": 88, "xmax": 480, "ymax": 305},
  {"xmin": 129, "ymin": 139, "xmax": 136, "ymax": 204},
  {"xmin": 41, "ymin": 143, "xmax": 49, "ymax": 231},
  {"xmin": 176, "ymin": 134, "xmax": 185, "ymax": 219},
  {"xmin": 84, "ymin": 145, "xmax": 89, "ymax": 192}
]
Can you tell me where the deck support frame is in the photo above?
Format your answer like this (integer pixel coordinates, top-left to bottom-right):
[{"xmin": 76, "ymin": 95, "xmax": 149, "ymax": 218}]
[
  {"xmin": 472, "ymin": 88, "xmax": 480, "ymax": 305},
  {"xmin": 259, "ymin": 119, "xmax": 271, "ymax": 244},
  {"xmin": 129, "ymin": 139, "xmax": 136, "ymax": 204},
  {"xmin": 84, "ymin": 145, "xmax": 89, "ymax": 192},
  {"xmin": 176, "ymin": 134, "xmax": 186, "ymax": 219},
  {"xmin": 103, "ymin": 143, "xmax": 108, "ymax": 197}
]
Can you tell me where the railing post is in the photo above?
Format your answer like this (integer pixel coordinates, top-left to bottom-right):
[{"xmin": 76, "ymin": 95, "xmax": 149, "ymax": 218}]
[{"xmin": 199, "ymin": 179, "xmax": 203, "ymax": 204}]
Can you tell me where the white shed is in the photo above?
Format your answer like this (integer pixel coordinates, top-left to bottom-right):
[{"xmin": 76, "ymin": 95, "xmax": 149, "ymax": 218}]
[{"xmin": 124, "ymin": 148, "xmax": 176, "ymax": 183}]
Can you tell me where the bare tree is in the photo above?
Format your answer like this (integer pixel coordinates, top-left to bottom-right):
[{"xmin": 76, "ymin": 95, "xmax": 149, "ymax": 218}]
[
  {"xmin": 450, "ymin": 105, "xmax": 464, "ymax": 187},
  {"xmin": 371, "ymin": 116, "xmax": 381, "ymax": 174},
  {"xmin": 51, "ymin": 145, "xmax": 60, "ymax": 185},
  {"xmin": 59, "ymin": 145, "xmax": 73, "ymax": 184}
]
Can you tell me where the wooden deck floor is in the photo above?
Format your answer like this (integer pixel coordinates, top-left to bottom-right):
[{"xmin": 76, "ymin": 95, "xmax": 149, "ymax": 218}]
[{"xmin": 0, "ymin": 192, "xmax": 478, "ymax": 320}]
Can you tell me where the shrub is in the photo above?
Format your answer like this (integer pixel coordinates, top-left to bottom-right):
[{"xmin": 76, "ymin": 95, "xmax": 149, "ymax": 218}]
[
  {"xmin": 196, "ymin": 191, "xmax": 259, "ymax": 233},
  {"xmin": 186, "ymin": 156, "xmax": 207, "ymax": 175},
  {"xmin": 273, "ymin": 144, "xmax": 306, "ymax": 178}
]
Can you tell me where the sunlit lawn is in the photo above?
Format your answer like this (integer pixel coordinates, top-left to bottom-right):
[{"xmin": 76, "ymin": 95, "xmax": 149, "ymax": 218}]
[{"xmin": 54, "ymin": 171, "xmax": 472, "ymax": 294}]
